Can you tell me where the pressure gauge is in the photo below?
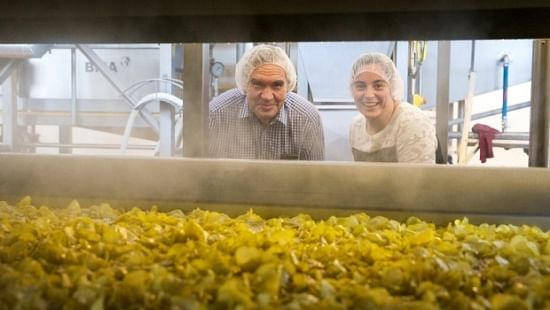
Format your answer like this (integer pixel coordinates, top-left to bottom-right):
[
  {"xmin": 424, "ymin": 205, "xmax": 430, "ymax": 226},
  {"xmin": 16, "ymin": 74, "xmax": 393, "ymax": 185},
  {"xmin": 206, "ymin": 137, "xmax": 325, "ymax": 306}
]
[{"xmin": 209, "ymin": 61, "xmax": 225, "ymax": 78}]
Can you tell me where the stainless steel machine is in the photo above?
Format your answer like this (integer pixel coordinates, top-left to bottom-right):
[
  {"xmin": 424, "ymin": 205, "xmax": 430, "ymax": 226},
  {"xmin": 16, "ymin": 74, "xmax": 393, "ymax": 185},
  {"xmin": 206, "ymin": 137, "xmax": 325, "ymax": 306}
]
[
  {"xmin": 1, "ymin": 4, "xmax": 550, "ymax": 309},
  {"xmin": 0, "ymin": 0, "xmax": 550, "ymax": 226},
  {"xmin": 1, "ymin": 153, "xmax": 549, "ymax": 228}
]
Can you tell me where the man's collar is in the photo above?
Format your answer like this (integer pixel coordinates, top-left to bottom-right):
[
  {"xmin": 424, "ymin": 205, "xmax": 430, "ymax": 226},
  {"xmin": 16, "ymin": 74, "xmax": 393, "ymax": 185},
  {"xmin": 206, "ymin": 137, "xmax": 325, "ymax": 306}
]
[{"xmin": 238, "ymin": 100, "xmax": 251, "ymax": 119}]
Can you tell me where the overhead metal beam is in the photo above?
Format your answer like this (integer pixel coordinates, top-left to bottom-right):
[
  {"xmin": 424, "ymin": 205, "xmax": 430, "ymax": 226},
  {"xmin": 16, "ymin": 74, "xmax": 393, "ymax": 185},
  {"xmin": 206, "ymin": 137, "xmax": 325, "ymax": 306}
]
[{"xmin": 0, "ymin": 1, "xmax": 550, "ymax": 42}]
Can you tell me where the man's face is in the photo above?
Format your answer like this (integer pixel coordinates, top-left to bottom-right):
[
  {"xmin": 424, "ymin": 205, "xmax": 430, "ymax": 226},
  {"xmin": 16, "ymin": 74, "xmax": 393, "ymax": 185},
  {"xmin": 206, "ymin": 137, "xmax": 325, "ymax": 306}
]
[
  {"xmin": 246, "ymin": 64, "xmax": 288, "ymax": 124},
  {"xmin": 351, "ymin": 69, "xmax": 395, "ymax": 121}
]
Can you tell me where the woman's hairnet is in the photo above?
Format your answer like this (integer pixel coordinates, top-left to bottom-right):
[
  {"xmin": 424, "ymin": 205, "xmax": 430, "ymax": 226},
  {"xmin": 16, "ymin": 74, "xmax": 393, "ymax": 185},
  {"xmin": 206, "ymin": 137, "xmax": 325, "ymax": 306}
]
[
  {"xmin": 235, "ymin": 45, "xmax": 297, "ymax": 93},
  {"xmin": 350, "ymin": 52, "xmax": 404, "ymax": 102}
]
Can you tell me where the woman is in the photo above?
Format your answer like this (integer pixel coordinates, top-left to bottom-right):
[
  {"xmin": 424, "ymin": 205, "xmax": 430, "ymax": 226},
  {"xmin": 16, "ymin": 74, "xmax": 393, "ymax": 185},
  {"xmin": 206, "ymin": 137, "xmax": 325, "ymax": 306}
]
[{"xmin": 349, "ymin": 52, "xmax": 437, "ymax": 163}]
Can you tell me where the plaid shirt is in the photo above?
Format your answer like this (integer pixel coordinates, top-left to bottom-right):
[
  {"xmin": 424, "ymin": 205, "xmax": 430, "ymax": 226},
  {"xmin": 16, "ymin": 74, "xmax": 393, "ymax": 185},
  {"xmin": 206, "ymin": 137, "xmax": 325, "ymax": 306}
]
[{"xmin": 208, "ymin": 88, "xmax": 325, "ymax": 160}]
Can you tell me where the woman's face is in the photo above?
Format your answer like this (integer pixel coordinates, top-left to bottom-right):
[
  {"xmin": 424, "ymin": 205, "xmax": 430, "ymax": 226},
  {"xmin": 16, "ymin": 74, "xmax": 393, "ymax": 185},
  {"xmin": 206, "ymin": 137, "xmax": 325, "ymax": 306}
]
[{"xmin": 351, "ymin": 69, "xmax": 396, "ymax": 122}]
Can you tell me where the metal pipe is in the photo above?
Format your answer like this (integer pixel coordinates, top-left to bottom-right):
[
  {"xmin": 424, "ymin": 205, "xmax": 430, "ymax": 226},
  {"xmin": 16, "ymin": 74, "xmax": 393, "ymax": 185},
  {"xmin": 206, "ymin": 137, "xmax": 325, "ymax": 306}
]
[
  {"xmin": 448, "ymin": 101, "xmax": 530, "ymax": 126},
  {"xmin": 182, "ymin": 43, "xmax": 210, "ymax": 157},
  {"xmin": 469, "ymin": 41, "xmax": 476, "ymax": 73},
  {"xmin": 407, "ymin": 41, "xmax": 415, "ymax": 104},
  {"xmin": 0, "ymin": 59, "xmax": 18, "ymax": 85},
  {"xmin": 1, "ymin": 73, "xmax": 16, "ymax": 150},
  {"xmin": 414, "ymin": 41, "xmax": 427, "ymax": 97},
  {"xmin": 529, "ymin": 40, "xmax": 550, "ymax": 167},
  {"xmin": 448, "ymin": 131, "xmax": 529, "ymax": 140},
  {"xmin": 0, "ymin": 44, "xmax": 50, "ymax": 58},
  {"xmin": 458, "ymin": 40, "xmax": 477, "ymax": 164},
  {"xmin": 435, "ymin": 41, "xmax": 451, "ymax": 162},
  {"xmin": 71, "ymin": 47, "xmax": 77, "ymax": 125},
  {"xmin": 158, "ymin": 102, "xmax": 175, "ymax": 156},
  {"xmin": 53, "ymin": 44, "xmax": 160, "ymax": 50},
  {"xmin": 17, "ymin": 142, "xmax": 156, "ymax": 150},
  {"xmin": 121, "ymin": 92, "xmax": 182, "ymax": 155}
]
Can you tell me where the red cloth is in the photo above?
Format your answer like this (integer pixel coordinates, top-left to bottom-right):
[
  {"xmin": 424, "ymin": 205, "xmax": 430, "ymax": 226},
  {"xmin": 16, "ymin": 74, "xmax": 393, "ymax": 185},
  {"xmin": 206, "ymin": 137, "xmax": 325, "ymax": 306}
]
[{"xmin": 472, "ymin": 124, "xmax": 500, "ymax": 163}]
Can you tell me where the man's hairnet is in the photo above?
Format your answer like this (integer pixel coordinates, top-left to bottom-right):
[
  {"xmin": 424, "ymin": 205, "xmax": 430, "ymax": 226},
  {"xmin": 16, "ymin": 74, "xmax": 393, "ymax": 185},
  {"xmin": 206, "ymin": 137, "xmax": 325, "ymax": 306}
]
[
  {"xmin": 350, "ymin": 52, "xmax": 404, "ymax": 102},
  {"xmin": 235, "ymin": 45, "xmax": 297, "ymax": 93}
]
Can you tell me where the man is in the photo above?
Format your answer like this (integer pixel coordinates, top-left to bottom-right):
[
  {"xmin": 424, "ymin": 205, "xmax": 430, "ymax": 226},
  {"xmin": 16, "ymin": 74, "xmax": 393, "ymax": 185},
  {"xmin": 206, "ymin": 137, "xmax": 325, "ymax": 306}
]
[{"xmin": 208, "ymin": 45, "xmax": 325, "ymax": 160}]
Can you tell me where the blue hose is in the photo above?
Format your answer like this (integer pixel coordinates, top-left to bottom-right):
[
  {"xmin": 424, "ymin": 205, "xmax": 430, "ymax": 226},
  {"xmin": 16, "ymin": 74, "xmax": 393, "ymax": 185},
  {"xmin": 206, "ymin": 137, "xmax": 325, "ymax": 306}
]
[{"xmin": 502, "ymin": 55, "xmax": 510, "ymax": 131}]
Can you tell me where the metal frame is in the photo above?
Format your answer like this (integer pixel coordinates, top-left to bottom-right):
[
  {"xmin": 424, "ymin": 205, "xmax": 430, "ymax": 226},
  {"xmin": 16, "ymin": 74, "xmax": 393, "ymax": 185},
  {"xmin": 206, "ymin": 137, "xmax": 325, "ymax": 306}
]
[
  {"xmin": 1, "ymin": 1, "xmax": 550, "ymax": 43},
  {"xmin": 436, "ymin": 41, "xmax": 451, "ymax": 161},
  {"xmin": 1, "ymin": 153, "xmax": 550, "ymax": 227},
  {"xmin": 1, "ymin": 72, "xmax": 17, "ymax": 150},
  {"xmin": 182, "ymin": 44, "xmax": 210, "ymax": 157},
  {"xmin": 529, "ymin": 40, "xmax": 550, "ymax": 167}
]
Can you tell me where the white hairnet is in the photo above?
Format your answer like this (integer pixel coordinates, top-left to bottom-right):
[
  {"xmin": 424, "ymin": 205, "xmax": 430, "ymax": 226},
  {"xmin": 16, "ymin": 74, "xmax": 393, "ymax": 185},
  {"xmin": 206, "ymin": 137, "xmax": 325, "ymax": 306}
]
[
  {"xmin": 350, "ymin": 52, "xmax": 404, "ymax": 102},
  {"xmin": 235, "ymin": 44, "xmax": 297, "ymax": 93}
]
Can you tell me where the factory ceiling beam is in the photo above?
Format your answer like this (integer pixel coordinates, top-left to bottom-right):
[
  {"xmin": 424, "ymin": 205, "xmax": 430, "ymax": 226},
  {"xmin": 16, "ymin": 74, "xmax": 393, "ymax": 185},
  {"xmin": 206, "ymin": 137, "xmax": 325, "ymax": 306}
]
[{"xmin": 0, "ymin": 0, "xmax": 549, "ymax": 43}]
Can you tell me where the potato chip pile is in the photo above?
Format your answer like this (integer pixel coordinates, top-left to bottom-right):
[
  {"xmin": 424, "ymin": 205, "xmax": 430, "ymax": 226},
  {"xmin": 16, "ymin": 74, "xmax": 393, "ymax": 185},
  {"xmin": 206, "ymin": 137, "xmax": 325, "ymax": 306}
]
[{"xmin": 1, "ymin": 196, "xmax": 550, "ymax": 309}]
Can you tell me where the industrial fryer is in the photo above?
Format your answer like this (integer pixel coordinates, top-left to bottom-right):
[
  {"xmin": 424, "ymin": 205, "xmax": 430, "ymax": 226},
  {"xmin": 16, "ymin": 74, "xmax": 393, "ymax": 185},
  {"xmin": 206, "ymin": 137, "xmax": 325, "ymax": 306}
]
[
  {"xmin": 2, "ymin": 0, "xmax": 550, "ymax": 308},
  {"xmin": 1, "ymin": 153, "xmax": 550, "ymax": 308}
]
